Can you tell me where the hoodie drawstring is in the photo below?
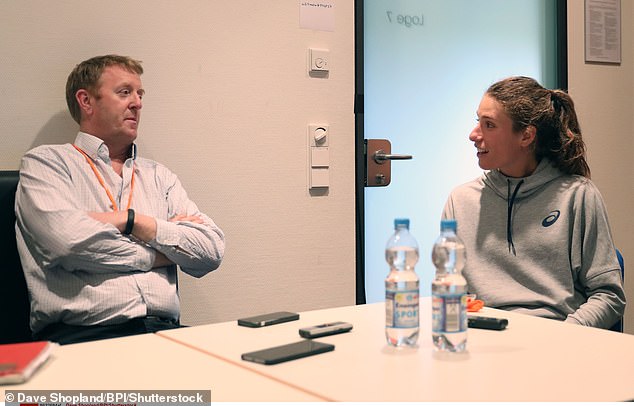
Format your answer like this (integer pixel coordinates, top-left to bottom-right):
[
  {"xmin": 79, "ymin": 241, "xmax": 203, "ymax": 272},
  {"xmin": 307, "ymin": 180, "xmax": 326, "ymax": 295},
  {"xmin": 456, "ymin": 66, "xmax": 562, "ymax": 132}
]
[{"xmin": 506, "ymin": 179, "xmax": 524, "ymax": 256}]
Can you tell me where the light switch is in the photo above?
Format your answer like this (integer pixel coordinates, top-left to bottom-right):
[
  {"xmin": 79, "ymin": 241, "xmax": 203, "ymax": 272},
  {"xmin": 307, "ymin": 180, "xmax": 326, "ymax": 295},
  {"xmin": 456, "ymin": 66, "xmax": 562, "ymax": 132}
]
[
  {"xmin": 309, "ymin": 48, "xmax": 330, "ymax": 73},
  {"xmin": 311, "ymin": 147, "xmax": 329, "ymax": 167},
  {"xmin": 310, "ymin": 167, "xmax": 329, "ymax": 188},
  {"xmin": 308, "ymin": 124, "xmax": 330, "ymax": 190}
]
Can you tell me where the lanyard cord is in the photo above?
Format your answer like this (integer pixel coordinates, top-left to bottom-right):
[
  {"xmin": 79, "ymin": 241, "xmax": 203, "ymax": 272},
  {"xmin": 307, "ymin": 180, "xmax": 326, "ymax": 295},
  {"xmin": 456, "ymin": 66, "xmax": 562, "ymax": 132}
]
[{"xmin": 73, "ymin": 144, "xmax": 135, "ymax": 212}]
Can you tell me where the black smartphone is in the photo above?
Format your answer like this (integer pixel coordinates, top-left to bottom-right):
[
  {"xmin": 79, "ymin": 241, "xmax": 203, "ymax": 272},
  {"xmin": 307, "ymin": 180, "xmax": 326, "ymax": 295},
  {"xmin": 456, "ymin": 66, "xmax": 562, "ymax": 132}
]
[
  {"xmin": 241, "ymin": 340, "xmax": 335, "ymax": 365},
  {"xmin": 237, "ymin": 311, "xmax": 299, "ymax": 327},
  {"xmin": 299, "ymin": 321, "xmax": 353, "ymax": 338},
  {"xmin": 467, "ymin": 315, "xmax": 508, "ymax": 330}
]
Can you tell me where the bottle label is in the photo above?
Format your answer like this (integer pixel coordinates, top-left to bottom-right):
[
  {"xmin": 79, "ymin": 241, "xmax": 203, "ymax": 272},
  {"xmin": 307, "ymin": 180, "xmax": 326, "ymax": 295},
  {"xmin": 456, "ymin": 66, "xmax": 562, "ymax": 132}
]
[
  {"xmin": 386, "ymin": 289, "xmax": 419, "ymax": 328},
  {"xmin": 432, "ymin": 294, "xmax": 467, "ymax": 333}
]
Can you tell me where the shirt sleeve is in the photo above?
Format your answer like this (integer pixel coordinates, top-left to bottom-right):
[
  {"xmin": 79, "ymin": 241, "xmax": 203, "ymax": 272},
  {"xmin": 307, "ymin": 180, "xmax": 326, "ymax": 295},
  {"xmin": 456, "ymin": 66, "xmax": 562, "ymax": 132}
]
[
  {"xmin": 565, "ymin": 181, "xmax": 626, "ymax": 329},
  {"xmin": 146, "ymin": 166, "xmax": 225, "ymax": 278},
  {"xmin": 15, "ymin": 146, "xmax": 156, "ymax": 274}
]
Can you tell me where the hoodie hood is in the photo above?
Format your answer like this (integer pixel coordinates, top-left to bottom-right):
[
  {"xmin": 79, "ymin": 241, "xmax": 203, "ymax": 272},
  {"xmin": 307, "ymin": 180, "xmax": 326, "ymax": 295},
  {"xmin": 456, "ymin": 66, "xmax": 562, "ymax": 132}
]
[
  {"xmin": 482, "ymin": 158, "xmax": 564, "ymax": 199},
  {"xmin": 482, "ymin": 159, "xmax": 565, "ymax": 255}
]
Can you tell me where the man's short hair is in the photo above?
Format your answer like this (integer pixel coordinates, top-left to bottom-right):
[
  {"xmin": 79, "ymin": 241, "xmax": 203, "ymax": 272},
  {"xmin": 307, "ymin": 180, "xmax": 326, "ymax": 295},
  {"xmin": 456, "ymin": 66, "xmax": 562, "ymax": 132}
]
[{"xmin": 66, "ymin": 55, "xmax": 143, "ymax": 124}]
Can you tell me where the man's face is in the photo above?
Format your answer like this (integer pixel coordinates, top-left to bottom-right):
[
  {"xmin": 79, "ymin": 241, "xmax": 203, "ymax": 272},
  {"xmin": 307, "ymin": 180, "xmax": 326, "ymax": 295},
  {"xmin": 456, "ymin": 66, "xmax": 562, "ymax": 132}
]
[{"xmin": 89, "ymin": 65, "xmax": 144, "ymax": 145}]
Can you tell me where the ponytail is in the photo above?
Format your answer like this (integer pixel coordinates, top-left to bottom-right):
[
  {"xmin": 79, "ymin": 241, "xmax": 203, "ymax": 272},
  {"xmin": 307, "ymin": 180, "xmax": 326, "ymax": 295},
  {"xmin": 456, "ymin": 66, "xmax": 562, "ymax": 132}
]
[{"xmin": 545, "ymin": 90, "xmax": 590, "ymax": 178}]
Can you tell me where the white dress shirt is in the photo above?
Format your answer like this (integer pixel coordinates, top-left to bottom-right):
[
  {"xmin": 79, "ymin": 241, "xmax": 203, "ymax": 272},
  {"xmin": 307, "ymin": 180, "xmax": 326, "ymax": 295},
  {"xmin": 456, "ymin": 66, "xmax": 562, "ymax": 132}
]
[{"xmin": 15, "ymin": 132, "xmax": 225, "ymax": 333}]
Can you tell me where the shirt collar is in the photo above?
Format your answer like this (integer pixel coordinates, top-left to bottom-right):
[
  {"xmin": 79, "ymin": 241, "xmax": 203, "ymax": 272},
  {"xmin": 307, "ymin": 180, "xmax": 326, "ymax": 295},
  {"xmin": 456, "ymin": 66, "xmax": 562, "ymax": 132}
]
[{"xmin": 74, "ymin": 132, "xmax": 137, "ymax": 162}]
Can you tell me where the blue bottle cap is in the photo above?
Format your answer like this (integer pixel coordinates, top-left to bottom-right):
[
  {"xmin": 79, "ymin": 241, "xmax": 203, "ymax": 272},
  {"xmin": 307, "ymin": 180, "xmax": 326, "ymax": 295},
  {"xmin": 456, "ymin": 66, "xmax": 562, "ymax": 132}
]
[
  {"xmin": 440, "ymin": 219, "xmax": 457, "ymax": 231},
  {"xmin": 394, "ymin": 218, "xmax": 410, "ymax": 228}
]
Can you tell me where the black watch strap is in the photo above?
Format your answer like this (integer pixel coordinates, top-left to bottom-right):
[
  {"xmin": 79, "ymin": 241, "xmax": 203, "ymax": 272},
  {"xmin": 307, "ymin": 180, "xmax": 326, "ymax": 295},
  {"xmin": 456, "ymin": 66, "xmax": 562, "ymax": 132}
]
[{"xmin": 124, "ymin": 208, "xmax": 135, "ymax": 235}]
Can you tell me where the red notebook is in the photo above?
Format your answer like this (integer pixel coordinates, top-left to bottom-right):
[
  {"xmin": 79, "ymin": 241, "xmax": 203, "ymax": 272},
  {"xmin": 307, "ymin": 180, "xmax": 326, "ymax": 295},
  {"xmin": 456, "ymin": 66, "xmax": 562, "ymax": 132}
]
[{"xmin": 0, "ymin": 341, "xmax": 56, "ymax": 385}]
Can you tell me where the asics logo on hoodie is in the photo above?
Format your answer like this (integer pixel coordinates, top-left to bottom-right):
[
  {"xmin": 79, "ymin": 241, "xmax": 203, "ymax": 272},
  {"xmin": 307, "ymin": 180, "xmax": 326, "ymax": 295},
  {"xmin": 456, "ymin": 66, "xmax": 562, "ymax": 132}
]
[{"xmin": 542, "ymin": 210, "xmax": 560, "ymax": 227}]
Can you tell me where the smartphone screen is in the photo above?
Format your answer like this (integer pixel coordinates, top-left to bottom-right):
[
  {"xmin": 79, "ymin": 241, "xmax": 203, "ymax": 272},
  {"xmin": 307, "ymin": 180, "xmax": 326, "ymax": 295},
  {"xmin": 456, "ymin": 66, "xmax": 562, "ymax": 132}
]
[
  {"xmin": 237, "ymin": 311, "xmax": 299, "ymax": 327},
  {"xmin": 241, "ymin": 340, "xmax": 335, "ymax": 365}
]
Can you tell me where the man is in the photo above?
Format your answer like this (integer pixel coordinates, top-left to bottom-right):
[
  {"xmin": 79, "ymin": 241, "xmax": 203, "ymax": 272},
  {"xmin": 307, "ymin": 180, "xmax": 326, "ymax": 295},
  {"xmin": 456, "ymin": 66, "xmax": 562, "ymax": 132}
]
[{"xmin": 15, "ymin": 55, "xmax": 225, "ymax": 344}]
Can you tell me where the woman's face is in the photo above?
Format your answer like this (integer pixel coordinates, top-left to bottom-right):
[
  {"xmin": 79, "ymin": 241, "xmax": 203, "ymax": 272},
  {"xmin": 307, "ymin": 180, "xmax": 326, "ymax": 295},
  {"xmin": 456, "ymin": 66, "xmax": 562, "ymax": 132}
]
[{"xmin": 469, "ymin": 94, "xmax": 537, "ymax": 178}]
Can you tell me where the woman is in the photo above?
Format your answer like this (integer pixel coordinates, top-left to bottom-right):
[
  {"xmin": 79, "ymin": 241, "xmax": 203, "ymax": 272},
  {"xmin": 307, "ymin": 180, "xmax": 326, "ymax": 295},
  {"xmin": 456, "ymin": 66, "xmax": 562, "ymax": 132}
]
[{"xmin": 442, "ymin": 76, "xmax": 625, "ymax": 329}]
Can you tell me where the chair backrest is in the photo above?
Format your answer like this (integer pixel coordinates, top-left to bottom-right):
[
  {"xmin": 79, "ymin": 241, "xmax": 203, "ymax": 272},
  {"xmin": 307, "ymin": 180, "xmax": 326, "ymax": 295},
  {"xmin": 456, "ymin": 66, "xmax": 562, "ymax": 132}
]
[
  {"xmin": 0, "ymin": 170, "xmax": 32, "ymax": 343},
  {"xmin": 608, "ymin": 249, "xmax": 625, "ymax": 333},
  {"xmin": 616, "ymin": 249, "xmax": 624, "ymax": 277}
]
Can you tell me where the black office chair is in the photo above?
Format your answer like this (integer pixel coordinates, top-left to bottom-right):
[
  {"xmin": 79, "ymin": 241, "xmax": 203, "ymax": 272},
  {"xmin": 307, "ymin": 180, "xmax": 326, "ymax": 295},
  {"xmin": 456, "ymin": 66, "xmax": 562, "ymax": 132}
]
[
  {"xmin": 608, "ymin": 249, "xmax": 625, "ymax": 333},
  {"xmin": 0, "ymin": 170, "xmax": 32, "ymax": 343}
]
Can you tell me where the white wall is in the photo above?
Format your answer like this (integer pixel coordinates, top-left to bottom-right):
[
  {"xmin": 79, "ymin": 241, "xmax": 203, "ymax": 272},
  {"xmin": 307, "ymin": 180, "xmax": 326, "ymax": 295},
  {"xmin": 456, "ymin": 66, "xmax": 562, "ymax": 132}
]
[
  {"xmin": 0, "ymin": 1, "xmax": 357, "ymax": 325},
  {"xmin": 567, "ymin": 0, "xmax": 634, "ymax": 333}
]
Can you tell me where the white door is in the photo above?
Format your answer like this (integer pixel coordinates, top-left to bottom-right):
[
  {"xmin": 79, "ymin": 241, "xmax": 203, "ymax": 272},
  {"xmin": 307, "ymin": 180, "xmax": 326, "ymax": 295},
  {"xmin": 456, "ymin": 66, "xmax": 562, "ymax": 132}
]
[{"xmin": 362, "ymin": 0, "xmax": 560, "ymax": 302}]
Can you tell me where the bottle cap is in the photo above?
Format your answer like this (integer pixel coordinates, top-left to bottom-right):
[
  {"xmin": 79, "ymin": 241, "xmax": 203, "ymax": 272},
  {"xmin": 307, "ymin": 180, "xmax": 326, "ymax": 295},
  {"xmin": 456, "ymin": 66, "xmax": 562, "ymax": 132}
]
[
  {"xmin": 440, "ymin": 219, "xmax": 457, "ymax": 231},
  {"xmin": 394, "ymin": 218, "xmax": 410, "ymax": 229}
]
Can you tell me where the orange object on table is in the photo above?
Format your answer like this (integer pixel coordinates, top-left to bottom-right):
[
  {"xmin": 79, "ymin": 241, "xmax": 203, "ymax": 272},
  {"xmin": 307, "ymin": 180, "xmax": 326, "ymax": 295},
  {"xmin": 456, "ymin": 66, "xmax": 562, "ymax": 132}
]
[{"xmin": 467, "ymin": 296, "xmax": 484, "ymax": 312}]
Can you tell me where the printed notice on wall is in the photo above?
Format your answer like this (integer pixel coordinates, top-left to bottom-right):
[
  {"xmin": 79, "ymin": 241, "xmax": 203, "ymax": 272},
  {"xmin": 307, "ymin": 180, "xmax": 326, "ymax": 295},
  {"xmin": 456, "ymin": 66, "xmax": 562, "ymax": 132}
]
[
  {"xmin": 300, "ymin": 1, "xmax": 335, "ymax": 31},
  {"xmin": 585, "ymin": 0, "xmax": 621, "ymax": 63}
]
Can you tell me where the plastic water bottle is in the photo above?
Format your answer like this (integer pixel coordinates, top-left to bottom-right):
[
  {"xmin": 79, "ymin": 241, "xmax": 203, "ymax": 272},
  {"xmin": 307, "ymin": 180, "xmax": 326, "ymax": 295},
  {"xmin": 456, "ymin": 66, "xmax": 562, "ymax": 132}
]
[
  {"xmin": 431, "ymin": 219, "xmax": 467, "ymax": 352},
  {"xmin": 385, "ymin": 218, "xmax": 420, "ymax": 347}
]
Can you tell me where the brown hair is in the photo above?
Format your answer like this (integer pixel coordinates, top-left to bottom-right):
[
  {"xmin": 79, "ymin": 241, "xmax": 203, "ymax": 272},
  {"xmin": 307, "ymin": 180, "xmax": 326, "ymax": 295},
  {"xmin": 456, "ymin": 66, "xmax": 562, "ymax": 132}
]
[
  {"xmin": 486, "ymin": 76, "xmax": 590, "ymax": 178},
  {"xmin": 65, "ymin": 55, "xmax": 143, "ymax": 124}
]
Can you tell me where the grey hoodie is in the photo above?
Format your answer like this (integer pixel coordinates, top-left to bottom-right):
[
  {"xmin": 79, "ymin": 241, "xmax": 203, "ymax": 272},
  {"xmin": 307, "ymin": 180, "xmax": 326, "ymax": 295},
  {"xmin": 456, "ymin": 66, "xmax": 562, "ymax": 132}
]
[{"xmin": 442, "ymin": 159, "xmax": 625, "ymax": 329}]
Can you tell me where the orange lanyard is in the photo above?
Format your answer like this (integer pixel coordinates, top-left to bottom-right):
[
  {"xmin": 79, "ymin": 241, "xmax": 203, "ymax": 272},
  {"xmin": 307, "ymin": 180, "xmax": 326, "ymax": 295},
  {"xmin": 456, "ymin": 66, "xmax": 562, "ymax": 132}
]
[{"xmin": 73, "ymin": 144, "xmax": 135, "ymax": 212}]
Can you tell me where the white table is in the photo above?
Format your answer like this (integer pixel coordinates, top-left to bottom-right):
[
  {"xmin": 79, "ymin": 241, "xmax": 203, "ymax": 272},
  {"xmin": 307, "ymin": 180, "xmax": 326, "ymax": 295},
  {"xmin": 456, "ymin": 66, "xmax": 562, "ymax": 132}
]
[
  {"xmin": 157, "ymin": 299, "xmax": 634, "ymax": 402},
  {"xmin": 1, "ymin": 331, "xmax": 325, "ymax": 401}
]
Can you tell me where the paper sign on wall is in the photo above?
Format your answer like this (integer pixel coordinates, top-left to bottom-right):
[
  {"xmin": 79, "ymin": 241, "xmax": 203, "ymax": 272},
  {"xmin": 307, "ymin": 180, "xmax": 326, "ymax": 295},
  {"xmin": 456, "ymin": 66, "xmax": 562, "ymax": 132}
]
[
  {"xmin": 300, "ymin": 1, "xmax": 335, "ymax": 32},
  {"xmin": 585, "ymin": 0, "xmax": 621, "ymax": 64}
]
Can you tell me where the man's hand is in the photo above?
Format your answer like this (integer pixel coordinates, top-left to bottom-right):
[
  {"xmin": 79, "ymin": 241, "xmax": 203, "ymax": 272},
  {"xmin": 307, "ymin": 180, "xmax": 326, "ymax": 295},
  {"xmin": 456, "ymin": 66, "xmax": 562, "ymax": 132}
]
[{"xmin": 169, "ymin": 214, "xmax": 204, "ymax": 224}]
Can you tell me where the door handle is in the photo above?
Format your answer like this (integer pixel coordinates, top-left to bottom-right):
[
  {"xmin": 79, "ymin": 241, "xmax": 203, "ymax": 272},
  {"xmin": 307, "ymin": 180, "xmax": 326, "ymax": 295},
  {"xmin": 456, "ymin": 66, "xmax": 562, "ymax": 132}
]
[
  {"xmin": 373, "ymin": 150, "xmax": 413, "ymax": 163},
  {"xmin": 365, "ymin": 139, "xmax": 413, "ymax": 187}
]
